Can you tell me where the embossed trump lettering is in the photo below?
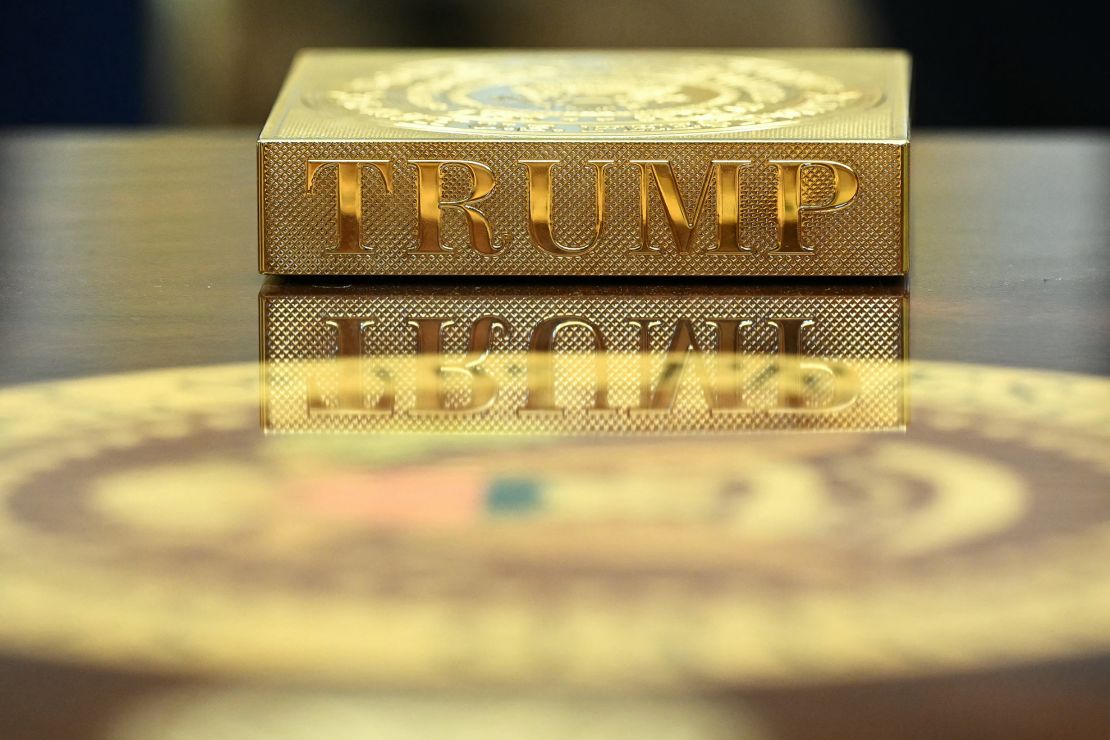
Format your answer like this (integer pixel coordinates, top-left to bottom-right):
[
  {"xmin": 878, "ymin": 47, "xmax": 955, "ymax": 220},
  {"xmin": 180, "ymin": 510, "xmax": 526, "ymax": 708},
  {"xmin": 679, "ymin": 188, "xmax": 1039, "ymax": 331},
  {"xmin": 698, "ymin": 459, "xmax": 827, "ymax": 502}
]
[{"xmin": 304, "ymin": 158, "xmax": 859, "ymax": 257}]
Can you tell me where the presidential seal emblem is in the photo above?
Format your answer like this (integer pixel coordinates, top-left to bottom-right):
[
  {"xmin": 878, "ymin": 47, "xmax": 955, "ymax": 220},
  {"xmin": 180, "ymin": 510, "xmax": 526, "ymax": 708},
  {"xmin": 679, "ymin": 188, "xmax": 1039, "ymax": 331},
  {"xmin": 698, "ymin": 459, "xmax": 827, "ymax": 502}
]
[{"xmin": 311, "ymin": 52, "xmax": 878, "ymax": 136}]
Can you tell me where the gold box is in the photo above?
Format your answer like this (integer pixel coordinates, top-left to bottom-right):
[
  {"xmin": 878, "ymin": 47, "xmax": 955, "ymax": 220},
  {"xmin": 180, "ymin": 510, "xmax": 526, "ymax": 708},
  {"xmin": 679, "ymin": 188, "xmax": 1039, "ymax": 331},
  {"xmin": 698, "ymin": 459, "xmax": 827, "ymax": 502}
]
[
  {"xmin": 258, "ymin": 49, "xmax": 910, "ymax": 276},
  {"xmin": 260, "ymin": 280, "xmax": 907, "ymax": 433}
]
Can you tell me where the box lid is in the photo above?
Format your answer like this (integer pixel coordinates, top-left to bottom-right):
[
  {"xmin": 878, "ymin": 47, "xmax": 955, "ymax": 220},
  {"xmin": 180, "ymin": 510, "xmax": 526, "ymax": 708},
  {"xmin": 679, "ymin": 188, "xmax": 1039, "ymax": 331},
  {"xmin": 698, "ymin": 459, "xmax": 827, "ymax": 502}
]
[{"xmin": 260, "ymin": 48, "xmax": 910, "ymax": 144}]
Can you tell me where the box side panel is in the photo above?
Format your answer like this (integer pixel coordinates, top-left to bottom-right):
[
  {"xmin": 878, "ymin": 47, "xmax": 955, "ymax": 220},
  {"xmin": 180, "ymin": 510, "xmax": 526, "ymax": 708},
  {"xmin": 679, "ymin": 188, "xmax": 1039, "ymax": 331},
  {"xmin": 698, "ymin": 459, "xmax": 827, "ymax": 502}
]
[{"xmin": 260, "ymin": 141, "xmax": 905, "ymax": 276}]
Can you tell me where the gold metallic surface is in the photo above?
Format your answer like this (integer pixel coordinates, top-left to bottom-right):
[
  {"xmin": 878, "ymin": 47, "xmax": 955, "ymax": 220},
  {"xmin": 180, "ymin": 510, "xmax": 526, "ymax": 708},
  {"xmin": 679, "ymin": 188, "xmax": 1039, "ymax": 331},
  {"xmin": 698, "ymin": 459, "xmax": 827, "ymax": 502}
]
[
  {"xmin": 258, "ymin": 50, "xmax": 909, "ymax": 275},
  {"xmin": 260, "ymin": 282, "xmax": 907, "ymax": 433}
]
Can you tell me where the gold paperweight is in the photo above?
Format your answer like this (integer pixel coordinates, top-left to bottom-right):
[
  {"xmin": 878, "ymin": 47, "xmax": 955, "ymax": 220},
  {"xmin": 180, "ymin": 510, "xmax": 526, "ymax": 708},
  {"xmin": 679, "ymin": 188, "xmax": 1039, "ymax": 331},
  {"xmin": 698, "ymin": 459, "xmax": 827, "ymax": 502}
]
[
  {"xmin": 260, "ymin": 280, "xmax": 907, "ymax": 433},
  {"xmin": 258, "ymin": 49, "xmax": 909, "ymax": 276}
]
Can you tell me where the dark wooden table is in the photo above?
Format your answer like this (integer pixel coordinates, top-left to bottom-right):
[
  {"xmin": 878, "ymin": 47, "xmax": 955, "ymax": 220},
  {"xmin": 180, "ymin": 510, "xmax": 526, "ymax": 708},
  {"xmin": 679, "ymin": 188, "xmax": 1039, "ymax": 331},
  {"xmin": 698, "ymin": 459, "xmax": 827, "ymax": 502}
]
[{"xmin": 0, "ymin": 131, "xmax": 1108, "ymax": 739}]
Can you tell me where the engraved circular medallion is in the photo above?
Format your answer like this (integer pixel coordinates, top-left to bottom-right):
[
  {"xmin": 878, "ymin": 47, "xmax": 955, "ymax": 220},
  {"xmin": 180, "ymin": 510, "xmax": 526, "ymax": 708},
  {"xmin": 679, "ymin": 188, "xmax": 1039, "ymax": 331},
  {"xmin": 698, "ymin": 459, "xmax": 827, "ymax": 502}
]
[{"xmin": 310, "ymin": 53, "xmax": 879, "ymax": 136}]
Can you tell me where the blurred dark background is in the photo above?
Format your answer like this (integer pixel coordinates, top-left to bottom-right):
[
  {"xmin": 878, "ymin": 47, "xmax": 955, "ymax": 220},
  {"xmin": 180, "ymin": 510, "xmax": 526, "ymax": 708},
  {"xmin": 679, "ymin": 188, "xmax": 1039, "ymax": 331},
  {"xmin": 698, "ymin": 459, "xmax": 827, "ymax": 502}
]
[{"xmin": 1, "ymin": 0, "xmax": 1106, "ymax": 128}]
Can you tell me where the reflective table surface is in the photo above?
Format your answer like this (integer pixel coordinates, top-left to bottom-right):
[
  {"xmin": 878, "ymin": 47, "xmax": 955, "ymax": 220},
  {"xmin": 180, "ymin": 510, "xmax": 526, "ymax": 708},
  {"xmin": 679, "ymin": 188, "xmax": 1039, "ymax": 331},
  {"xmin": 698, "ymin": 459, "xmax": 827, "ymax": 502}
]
[{"xmin": 0, "ymin": 131, "xmax": 1108, "ymax": 739}]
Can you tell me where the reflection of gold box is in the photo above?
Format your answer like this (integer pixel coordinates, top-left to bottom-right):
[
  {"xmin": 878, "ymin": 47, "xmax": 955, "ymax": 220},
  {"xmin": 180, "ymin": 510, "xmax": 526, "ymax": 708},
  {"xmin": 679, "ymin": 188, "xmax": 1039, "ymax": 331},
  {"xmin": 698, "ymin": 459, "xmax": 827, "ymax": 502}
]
[
  {"xmin": 259, "ymin": 50, "xmax": 910, "ymax": 276},
  {"xmin": 260, "ymin": 280, "xmax": 907, "ymax": 433}
]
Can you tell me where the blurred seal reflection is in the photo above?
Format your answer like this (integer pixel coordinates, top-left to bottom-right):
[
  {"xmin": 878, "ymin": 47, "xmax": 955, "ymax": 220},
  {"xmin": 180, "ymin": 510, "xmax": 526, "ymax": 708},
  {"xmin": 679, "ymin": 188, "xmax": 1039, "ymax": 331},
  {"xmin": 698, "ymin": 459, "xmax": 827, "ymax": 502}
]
[
  {"xmin": 1, "ymin": 358, "xmax": 1109, "ymax": 688},
  {"xmin": 260, "ymin": 280, "xmax": 907, "ymax": 434}
]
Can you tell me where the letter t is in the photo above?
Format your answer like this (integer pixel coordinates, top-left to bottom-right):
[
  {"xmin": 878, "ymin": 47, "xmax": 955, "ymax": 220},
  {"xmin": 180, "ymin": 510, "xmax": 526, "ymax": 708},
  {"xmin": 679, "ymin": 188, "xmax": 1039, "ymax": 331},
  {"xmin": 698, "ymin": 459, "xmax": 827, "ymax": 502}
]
[{"xmin": 305, "ymin": 160, "xmax": 394, "ymax": 253}]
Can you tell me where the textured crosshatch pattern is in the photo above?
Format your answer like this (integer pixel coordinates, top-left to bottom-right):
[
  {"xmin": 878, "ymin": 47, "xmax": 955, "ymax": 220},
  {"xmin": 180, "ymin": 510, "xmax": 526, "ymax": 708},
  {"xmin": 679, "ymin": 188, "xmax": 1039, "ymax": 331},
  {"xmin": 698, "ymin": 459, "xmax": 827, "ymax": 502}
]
[
  {"xmin": 261, "ymin": 285, "xmax": 906, "ymax": 433},
  {"xmin": 258, "ymin": 49, "xmax": 909, "ymax": 276},
  {"xmin": 259, "ymin": 142, "xmax": 905, "ymax": 276}
]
